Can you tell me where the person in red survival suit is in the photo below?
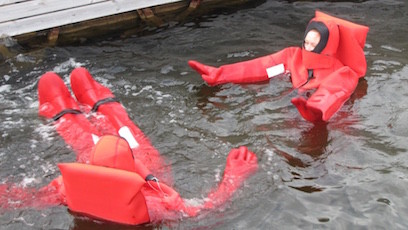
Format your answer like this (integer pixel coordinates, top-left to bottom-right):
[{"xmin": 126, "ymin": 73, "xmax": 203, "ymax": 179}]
[
  {"xmin": 0, "ymin": 67, "xmax": 258, "ymax": 226},
  {"xmin": 188, "ymin": 11, "xmax": 369, "ymax": 122}
]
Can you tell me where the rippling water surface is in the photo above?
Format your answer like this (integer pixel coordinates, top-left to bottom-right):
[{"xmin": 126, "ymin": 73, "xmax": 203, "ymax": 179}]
[{"xmin": 1, "ymin": 0, "xmax": 408, "ymax": 229}]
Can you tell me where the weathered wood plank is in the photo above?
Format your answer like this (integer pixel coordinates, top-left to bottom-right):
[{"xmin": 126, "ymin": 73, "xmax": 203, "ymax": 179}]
[
  {"xmin": 0, "ymin": 0, "xmax": 32, "ymax": 6},
  {"xmin": 0, "ymin": 0, "xmax": 108, "ymax": 22},
  {"xmin": 0, "ymin": 0, "xmax": 182, "ymax": 37}
]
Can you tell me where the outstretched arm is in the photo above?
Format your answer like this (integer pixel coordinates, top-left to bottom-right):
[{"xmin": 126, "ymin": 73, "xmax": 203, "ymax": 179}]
[
  {"xmin": 144, "ymin": 146, "xmax": 258, "ymax": 222},
  {"xmin": 189, "ymin": 48, "xmax": 299, "ymax": 86},
  {"xmin": 0, "ymin": 177, "xmax": 66, "ymax": 210},
  {"xmin": 203, "ymin": 146, "xmax": 258, "ymax": 209}
]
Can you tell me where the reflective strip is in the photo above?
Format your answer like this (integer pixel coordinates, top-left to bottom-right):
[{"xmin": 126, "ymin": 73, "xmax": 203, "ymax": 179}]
[
  {"xmin": 118, "ymin": 126, "xmax": 139, "ymax": 148},
  {"xmin": 266, "ymin": 63, "xmax": 285, "ymax": 78},
  {"xmin": 92, "ymin": 134, "xmax": 100, "ymax": 145}
]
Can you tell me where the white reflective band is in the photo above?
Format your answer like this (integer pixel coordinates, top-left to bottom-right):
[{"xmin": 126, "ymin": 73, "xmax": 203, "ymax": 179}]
[
  {"xmin": 266, "ymin": 63, "xmax": 285, "ymax": 78},
  {"xmin": 92, "ymin": 134, "xmax": 100, "ymax": 145},
  {"xmin": 118, "ymin": 126, "xmax": 139, "ymax": 148}
]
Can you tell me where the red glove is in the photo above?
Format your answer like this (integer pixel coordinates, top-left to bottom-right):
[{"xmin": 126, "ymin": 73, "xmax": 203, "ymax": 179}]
[
  {"xmin": 188, "ymin": 60, "xmax": 219, "ymax": 85},
  {"xmin": 224, "ymin": 146, "xmax": 258, "ymax": 179},
  {"xmin": 204, "ymin": 146, "xmax": 258, "ymax": 209}
]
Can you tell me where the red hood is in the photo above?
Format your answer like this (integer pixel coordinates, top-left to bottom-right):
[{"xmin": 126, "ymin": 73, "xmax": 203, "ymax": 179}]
[
  {"xmin": 304, "ymin": 19, "xmax": 339, "ymax": 56},
  {"xmin": 91, "ymin": 135, "xmax": 136, "ymax": 172},
  {"xmin": 312, "ymin": 11, "xmax": 369, "ymax": 77}
]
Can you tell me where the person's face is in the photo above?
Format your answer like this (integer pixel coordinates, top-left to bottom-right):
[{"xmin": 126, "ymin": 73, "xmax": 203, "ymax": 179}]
[{"xmin": 304, "ymin": 29, "xmax": 321, "ymax": 52}]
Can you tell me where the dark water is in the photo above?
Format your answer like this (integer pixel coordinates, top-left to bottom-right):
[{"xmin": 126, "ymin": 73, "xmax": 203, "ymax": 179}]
[{"xmin": 1, "ymin": 0, "xmax": 408, "ymax": 229}]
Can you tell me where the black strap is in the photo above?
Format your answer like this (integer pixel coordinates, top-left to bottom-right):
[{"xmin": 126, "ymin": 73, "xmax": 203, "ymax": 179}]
[
  {"xmin": 145, "ymin": 174, "xmax": 159, "ymax": 182},
  {"xmin": 52, "ymin": 109, "xmax": 82, "ymax": 121},
  {"xmin": 308, "ymin": 69, "xmax": 314, "ymax": 80},
  {"xmin": 91, "ymin": 97, "xmax": 119, "ymax": 113}
]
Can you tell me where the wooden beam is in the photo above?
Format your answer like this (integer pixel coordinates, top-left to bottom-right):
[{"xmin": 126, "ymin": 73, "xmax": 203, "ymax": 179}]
[
  {"xmin": 137, "ymin": 8, "xmax": 164, "ymax": 27},
  {"xmin": 0, "ymin": 0, "xmax": 107, "ymax": 22},
  {"xmin": 0, "ymin": 0, "xmax": 182, "ymax": 37}
]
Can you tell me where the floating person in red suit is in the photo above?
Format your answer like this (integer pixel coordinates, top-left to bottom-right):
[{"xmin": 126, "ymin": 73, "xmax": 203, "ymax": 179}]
[
  {"xmin": 0, "ymin": 67, "xmax": 258, "ymax": 226},
  {"xmin": 189, "ymin": 11, "xmax": 369, "ymax": 122}
]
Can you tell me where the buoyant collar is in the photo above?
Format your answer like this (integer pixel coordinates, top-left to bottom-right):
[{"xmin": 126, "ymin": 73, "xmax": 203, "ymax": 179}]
[{"xmin": 313, "ymin": 10, "xmax": 369, "ymax": 77}]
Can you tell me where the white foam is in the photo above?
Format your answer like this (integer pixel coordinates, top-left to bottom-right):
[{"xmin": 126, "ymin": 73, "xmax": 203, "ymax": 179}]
[
  {"xmin": 21, "ymin": 177, "xmax": 36, "ymax": 187},
  {"xmin": 183, "ymin": 197, "xmax": 205, "ymax": 207},
  {"xmin": 227, "ymin": 51, "xmax": 251, "ymax": 58},
  {"xmin": 160, "ymin": 65, "xmax": 175, "ymax": 74},
  {"xmin": 40, "ymin": 162, "xmax": 57, "ymax": 175},
  {"xmin": 34, "ymin": 123, "xmax": 56, "ymax": 142},
  {"xmin": 381, "ymin": 45, "xmax": 402, "ymax": 53},
  {"xmin": 16, "ymin": 54, "xmax": 36, "ymax": 63},
  {"xmin": 132, "ymin": 85, "xmax": 153, "ymax": 96},
  {"xmin": 52, "ymin": 58, "xmax": 85, "ymax": 73},
  {"xmin": 0, "ymin": 84, "xmax": 11, "ymax": 93}
]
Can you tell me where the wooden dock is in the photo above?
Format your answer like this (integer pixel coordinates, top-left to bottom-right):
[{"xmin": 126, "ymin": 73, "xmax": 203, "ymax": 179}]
[{"xmin": 0, "ymin": 0, "xmax": 257, "ymax": 48}]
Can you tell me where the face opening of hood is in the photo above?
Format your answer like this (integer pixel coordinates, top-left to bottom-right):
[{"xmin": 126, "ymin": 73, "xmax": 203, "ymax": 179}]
[{"xmin": 303, "ymin": 21, "xmax": 329, "ymax": 54}]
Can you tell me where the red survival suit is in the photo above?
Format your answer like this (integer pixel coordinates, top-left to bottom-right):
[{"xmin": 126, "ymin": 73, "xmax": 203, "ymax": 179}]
[
  {"xmin": 189, "ymin": 11, "xmax": 369, "ymax": 122},
  {"xmin": 0, "ymin": 67, "xmax": 258, "ymax": 226}
]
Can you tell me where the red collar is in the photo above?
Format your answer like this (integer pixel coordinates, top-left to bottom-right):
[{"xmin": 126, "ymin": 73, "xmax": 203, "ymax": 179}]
[{"xmin": 302, "ymin": 49, "xmax": 338, "ymax": 69}]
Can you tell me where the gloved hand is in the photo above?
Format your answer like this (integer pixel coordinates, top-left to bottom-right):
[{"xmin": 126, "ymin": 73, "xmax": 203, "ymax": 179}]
[
  {"xmin": 188, "ymin": 60, "xmax": 219, "ymax": 86},
  {"xmin": 224, "ymin": 146, "xmax": 258, "ymax": 179},
  {"xmin": 204, "ymin": 146, "xmax": 258, "ymax": 209}
]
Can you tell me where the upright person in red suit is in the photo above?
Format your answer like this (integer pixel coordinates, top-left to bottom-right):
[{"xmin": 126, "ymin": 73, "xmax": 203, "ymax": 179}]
[{"xmin": 189, "ymin": 11, "xmax": 369, "ymax": 122}]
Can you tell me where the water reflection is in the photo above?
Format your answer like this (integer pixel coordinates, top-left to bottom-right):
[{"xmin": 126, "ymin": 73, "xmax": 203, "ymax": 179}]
[{"xmin": 71, "ymin": 215, "xmax": 154, "ymax": 230}]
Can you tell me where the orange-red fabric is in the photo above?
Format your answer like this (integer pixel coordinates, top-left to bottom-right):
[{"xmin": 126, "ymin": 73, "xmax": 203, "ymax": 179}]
[
  {"xmin": 59, "ymin": 163, "xmax": 150, "ymax": 225},
  {"xmin": 38, "ymin": 72, "xmax": 101, "ymax": 162},
  {"xmin": 189, "ymin": 47, "xmax": 307, "ymax": 87},
  {"xmin": 314, "ymin": 11, "xmax": 369, "ymax": 77},
  {"xmin": 70, "ymin": 67, "xmax": 115, "ymax": 107},
  {"xmin": 70, "ymin": 67, "xmax": 170, "ymax": 183},
  {"xmin": 91, "ymin": 135, "xmax": 152, "ymax": 180},
  {"xmin": 292, "ymin": 66, "xmax": 360, "ymax": 121},
  {"xmin": 91, "ymin": 135, "xmax": 136, "ymax": 172},
  {"xmin": 38, "ymin": 72, "xmax": 80, "ymax": 119},
  {"xmin": 189, "ymin": 11, "xmax": 369, "ymax": 122}
]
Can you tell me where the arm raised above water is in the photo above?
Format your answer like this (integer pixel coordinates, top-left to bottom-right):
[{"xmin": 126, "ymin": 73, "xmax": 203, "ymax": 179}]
[{"xmin": 144, "ymin": 146, "xmax": 258, "ymax": 223}]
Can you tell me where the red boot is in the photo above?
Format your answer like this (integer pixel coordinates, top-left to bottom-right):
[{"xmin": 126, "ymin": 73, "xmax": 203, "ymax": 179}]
[
  {"xmin": 38, "ymin": 72, "xmax": 81, "ymax": 120},
  {"xmin": 38, "ymin": 72, "xmax": 100, "ymax": 162}
]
